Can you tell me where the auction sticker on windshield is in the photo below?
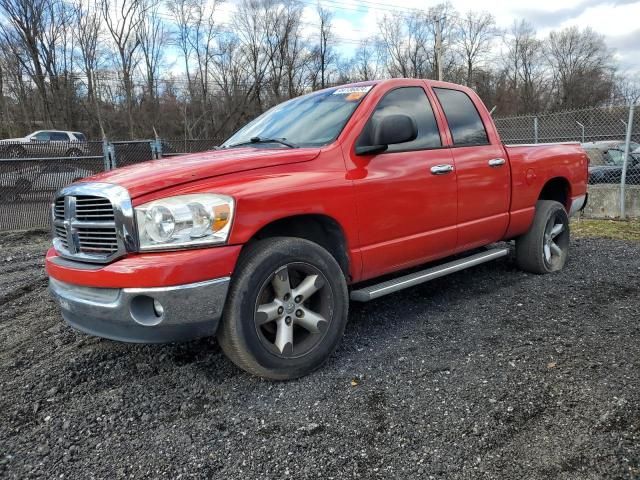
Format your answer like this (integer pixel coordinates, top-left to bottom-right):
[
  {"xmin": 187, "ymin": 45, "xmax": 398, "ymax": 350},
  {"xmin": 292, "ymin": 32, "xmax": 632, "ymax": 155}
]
[{"xmin": 332, "ymin": 86, "xmax": 372, "ymax": 95}]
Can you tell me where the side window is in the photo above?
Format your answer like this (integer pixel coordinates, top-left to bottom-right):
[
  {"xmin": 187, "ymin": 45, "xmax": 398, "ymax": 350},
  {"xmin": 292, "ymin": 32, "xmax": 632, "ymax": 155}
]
[
  {"xmin": 606, "ymin": 150, "xmax": 624, "ymax": 166},
  {"xmin": 33, "ymin": 132, "xmax": 50, "ymax": 141},
  {"xmin": 434, "ymin": 88, "xmax": 489, "ymax": 146},
  {"xmin": 357, "ymin": 87, "xmax": 441, "ymax": 152},
  {"xmin": 50, "ymin": 132, "xmax": 70, "ymax": 141}
]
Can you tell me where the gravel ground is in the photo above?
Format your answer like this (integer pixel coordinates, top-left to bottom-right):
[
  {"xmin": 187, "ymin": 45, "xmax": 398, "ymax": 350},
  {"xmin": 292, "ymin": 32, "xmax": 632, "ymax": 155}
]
[{"xmin": 1, "ymin": 231, "xmax": 639, "ymax": 479}]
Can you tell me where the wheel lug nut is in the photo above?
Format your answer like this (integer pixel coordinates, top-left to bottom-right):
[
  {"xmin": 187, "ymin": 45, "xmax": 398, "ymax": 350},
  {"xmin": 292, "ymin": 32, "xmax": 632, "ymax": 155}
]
[
  {"xmin": 294, "ymin": 295, "xmax": 302, "ymax": 303},
  {"xmin": 277, "ymin": 306, "xmax": 284, "ymax": 315},
  {"xmin": 296, "ymin": 309, "xmax": 303, "ymax": 317},
  {"xmin": 285, "ymin": 316, "xmax": 292, "ymax": 325}
]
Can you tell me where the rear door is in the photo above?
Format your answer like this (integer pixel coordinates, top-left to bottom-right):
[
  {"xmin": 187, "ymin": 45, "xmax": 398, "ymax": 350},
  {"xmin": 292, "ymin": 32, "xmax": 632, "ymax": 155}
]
[{"xmin": 432, "ymin": 87, "xmax": 511, "ymax": 252}]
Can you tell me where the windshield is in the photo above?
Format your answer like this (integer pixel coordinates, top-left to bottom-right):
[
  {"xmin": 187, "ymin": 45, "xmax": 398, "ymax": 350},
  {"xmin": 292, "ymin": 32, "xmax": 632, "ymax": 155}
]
[{"xmin": 222, "ymin": 85, "xmax": 374, "ymax": 148}]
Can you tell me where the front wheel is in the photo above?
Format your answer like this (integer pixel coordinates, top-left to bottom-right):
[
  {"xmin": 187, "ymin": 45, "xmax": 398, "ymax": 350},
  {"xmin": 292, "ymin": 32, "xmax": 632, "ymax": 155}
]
[
  {"xmin": 6, "ymin": 145, "xmax": 25, "ymax": 158},
  {"xmin": 217, "ymin": 237, "xmax": 349, "ymax": 380},
  {"xmin": 516, "ymin": 200, "xmax": 570, "ymax": 274}
]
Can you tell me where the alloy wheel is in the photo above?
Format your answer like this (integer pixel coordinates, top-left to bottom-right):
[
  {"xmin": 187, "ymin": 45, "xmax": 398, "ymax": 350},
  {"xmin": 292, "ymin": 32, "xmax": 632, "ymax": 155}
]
[
  {"xmin": 543, "ymin": 213, "xmax": 568, "ymax": 269},
  {"xmin": 254, "ymin": 262, "xmax": 332, "ymax": 358}
]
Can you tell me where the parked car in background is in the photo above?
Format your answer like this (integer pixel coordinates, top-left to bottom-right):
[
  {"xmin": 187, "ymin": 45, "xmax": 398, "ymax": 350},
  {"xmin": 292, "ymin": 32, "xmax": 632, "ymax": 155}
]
[
  {"xmin": 0, "ymin": 162, "xmax": 94, "ymax": 201},
  {"xmin": 0, "ymin": 130, "xmax": 88, "ymax": 158},
  {"xmin": 582, "ymin": 141, "xmax": 640, "ymax": 185}
]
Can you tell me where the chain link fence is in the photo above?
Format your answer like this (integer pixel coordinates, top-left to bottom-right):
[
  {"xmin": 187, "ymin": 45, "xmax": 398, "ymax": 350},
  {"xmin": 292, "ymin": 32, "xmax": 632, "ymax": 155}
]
[
  {"xmin": 495, "ymin": 104, "xmax": 640, "ymax": 185},
  {"xmin": 161, "ymin": 139, "xmax": 224, "ymax": 157},
  {"xmin": 495, "ymin": 103, "xmax": 640, "ymax": 218},
  {"xmin": 0, "ymin": 138, "xmax": 221, "ymax": 231},
  {"xmin": 2, "ymin": 103, "xmax": 640, "ymax": 232}
]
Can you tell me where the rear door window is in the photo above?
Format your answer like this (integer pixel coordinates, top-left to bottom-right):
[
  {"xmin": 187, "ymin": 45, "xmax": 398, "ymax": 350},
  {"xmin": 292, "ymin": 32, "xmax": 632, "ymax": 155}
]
[
  {"xmin": 50, "ymin": 132, "xmax": 70, "ymax": 141},
  {"xmin": 358, "ymin": 87, "xmax": 441, "ymax": 152},
  {"xmin": 434, "ymin": 88, "xmax": 489, "ymax": 146}
]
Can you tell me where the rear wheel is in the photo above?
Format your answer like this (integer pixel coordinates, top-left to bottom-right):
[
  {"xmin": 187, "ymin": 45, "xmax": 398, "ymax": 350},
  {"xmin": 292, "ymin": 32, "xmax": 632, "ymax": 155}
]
[
  {"xmin": 217, "ymin": 237, "xmax": 349, "ymax": 380},
  {"xmin": 65, "ymin": 148, "xmax": 82, "ymax": 158},
  {"xmin": 516, "ymin": 200, "xmax": 570, "ymax": 274}
]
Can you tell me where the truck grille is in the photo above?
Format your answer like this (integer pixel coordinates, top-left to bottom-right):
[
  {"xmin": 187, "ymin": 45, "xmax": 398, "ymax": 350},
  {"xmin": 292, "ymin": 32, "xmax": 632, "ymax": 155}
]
[{"xmin": 51, "ymin": 184, "xmax": 136, "ymax": 263}]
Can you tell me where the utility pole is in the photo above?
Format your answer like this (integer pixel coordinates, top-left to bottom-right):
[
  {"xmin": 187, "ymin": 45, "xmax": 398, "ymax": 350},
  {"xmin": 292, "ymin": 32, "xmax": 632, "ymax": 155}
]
[{"xmin": 435, "ymin": 17, "xmax": 443, "ymax": 81}]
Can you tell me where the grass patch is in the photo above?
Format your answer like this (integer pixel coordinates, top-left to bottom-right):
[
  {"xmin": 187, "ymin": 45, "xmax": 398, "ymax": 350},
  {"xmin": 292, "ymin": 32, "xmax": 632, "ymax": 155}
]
[{"xmin": 571, "ymin": 218, "xmax": 640, "ymax": 241}]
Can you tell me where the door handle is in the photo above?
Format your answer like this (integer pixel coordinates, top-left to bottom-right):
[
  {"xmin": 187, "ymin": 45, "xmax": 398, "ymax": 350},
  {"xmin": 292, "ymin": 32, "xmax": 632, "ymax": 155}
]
[
  {"xmin": 488, "ymin": 158, "xmax": 506, "ymax": 167},
  {"xmin": 430, "ymin": 164, "xmax": 454, "ymax": 175}
]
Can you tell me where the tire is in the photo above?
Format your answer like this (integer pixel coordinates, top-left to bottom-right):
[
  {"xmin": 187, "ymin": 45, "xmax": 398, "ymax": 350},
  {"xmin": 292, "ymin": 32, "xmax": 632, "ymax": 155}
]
[
  {"xmin": 65, "ymin": 148, "xmax": 82, "ymax": 158},
  {"xmin": 516, "ymin": 200, "xmax": 570, "ymax": 274},
  {"xmin": 0, "ymin": 188, "xmax": 18, "ymax": 202},
  {"xmin": 217, "ymin": 237, "xmax": 349, "ymax": 380},
  {"xmin": 6, "ymin": 145, "xmax": 25, "ymax": 158},
  {"xmin": 15, "ymin": 178, "xmax": 32, "ymax": 193}
]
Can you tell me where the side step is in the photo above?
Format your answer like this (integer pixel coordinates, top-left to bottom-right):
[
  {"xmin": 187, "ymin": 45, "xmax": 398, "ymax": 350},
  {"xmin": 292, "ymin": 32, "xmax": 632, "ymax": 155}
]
[{"xmin": 350, "ymin": 247, "xmax": 509, "ymax": 302}]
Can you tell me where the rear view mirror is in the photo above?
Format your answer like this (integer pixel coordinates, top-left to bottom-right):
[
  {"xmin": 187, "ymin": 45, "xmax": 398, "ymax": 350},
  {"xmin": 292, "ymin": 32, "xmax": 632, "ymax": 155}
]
[{"xmin": 355, "ymin": 114, "xmax": 417, "ymax": 156}]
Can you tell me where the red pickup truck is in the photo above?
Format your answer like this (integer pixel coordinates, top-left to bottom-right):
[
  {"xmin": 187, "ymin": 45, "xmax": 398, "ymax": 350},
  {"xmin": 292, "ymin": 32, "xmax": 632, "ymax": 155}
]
[{"xmin": 46, "ymin": 79, "xmax": 588, "ymax": 379}]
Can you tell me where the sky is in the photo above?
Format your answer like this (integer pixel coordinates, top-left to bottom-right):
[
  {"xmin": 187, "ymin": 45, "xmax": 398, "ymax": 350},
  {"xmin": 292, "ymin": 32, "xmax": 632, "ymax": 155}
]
[{"xmin": 296, "ymin": 0, "xmax": 640, "ymax": 75}]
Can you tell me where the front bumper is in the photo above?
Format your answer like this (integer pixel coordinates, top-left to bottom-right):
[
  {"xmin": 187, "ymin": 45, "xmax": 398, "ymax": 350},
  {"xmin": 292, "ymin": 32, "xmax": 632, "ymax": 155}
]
[{"xmin": 49, "ymin": 277, "xmax": 230, "ymax": 343}]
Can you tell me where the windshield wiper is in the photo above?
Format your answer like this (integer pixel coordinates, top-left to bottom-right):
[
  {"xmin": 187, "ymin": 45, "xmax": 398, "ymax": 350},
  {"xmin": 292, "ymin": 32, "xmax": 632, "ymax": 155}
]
[{"xmin": 225, "ymin": 136, "xmax": 298, "ymax": 149}]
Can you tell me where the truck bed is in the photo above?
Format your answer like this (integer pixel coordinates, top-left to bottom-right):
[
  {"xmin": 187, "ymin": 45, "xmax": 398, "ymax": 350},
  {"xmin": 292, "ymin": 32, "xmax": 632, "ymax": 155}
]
[{"xmin": 504, "ymin": 142, "xmax": 588, "ymax": 239}]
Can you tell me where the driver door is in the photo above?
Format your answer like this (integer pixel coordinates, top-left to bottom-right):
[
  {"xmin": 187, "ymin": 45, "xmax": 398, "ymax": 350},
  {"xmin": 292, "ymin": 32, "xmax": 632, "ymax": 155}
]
[{"xmin": 348, "ymin": 86, "xmax": 458, "ymax": 280}]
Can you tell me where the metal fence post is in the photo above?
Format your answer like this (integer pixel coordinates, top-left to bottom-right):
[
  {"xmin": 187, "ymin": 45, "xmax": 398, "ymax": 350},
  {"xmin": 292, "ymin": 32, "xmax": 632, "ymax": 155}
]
[
  {"xmin": 576, "ymin": 121, "xmax": 585, "ymax": 143},
  {"xmin": 108, "ymin": 141, "xmax": 117, "ymax": 169},
  {"xmin": 620, "ymin": 103, "xmax": 635, "ymax": 218},
  {"xmin": 102, "ymin": 137, "xmax": 110, "ymax": 171},
  {"xmin": 533, "ymin": 117, "xmax": 538, "ymax": 144},
  {"xmin": 151, "ymin": 138, "xmax": 162, "ymax": 159}
]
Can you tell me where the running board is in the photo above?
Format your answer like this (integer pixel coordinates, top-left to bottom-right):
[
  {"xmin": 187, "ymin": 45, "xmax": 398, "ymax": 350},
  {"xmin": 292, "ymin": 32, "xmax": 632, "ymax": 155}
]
[{"xmin": 350, "ymin": 247, "xmax": 510, "ymax": 302}]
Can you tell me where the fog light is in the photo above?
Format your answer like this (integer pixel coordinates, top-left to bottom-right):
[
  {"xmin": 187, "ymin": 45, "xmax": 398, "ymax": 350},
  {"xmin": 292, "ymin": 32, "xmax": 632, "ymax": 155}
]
[{"xmin": 153, "ymin": 299, "xmax": 164, "ymax": 318}]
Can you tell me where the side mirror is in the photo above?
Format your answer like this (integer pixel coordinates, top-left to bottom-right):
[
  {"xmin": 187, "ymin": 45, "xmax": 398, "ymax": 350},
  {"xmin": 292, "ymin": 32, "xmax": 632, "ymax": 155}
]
[{"xmin": 355, "ymin": 114, "xmax": 418, "ymax": 156}]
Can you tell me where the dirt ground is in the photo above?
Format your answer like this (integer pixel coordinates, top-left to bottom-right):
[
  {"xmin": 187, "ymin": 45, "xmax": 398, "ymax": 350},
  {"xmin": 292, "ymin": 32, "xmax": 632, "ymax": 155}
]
[{"xmin": 0, "ymin": 229, "xmax": 638, "ymax": 479}]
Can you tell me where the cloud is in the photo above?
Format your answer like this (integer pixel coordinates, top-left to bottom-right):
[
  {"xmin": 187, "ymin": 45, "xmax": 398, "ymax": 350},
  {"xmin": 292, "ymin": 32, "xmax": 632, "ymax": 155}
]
[
  {"xmin": 513, "ymin": 0, "xmax": 640, "ymax": 29},
  {"xmin": 607, "ymin": 29, "xmax": 640, "ymax": 72}
]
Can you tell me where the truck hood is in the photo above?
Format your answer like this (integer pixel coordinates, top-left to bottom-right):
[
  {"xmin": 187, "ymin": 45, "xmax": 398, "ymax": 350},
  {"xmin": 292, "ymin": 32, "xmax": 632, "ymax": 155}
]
[
  {"xmin": 84, "ymin": 147, "xmax": 321, "ymax": 198},
  {"xmin": 0, "ymin": 137, "xmax": 28, "ymax": 143}
]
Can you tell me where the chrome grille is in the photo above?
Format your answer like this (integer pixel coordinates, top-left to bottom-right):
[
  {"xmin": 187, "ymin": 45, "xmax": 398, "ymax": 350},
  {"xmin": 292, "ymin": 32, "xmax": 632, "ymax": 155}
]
[
  {"xmin": 75, "ymin": 196, "xmax": 115, "ymax": 222},
  {"xmin": 51, "ymin": 183, "xmax": 137, "ymax": 263}
]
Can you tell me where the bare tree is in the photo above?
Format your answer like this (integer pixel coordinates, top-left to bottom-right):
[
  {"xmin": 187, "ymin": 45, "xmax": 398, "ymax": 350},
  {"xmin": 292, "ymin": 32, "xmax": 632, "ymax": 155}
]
[
  {"xmin": 377, "ymin": 13, "xmax": 430, "ymax": 78},
  {"xmin": 138, "ymin": 3, "xmax": 165, "ymax": 128},
  {"xmin": 500, "ymin": 20, "xmax": 548, "ymax": 114},
  {"xmin": 315, "ymin": 4, "xmax": 334, "ymax": 89},
  {"xmin": 352, "ymin": 41, "xmax": 379, "ymax": 81},
  {"xmin": 74, "ymin": 0, "xmax": 102, "ymax": 108},
  {"xmin": 545, "ymin": 26, "xmax": 614, "ymax": 109},
  {"xmin": 426, "ymin": 2, "xmax": 457, "ymax": 80},
  {"xmin": 0, "ymin": 0, "xmax": 58, "ymax": 125},
  {"xmin": 0, "ymin": 0, "xmax": 627, "ymax": 140},
  {"xmin": 458, "ymin": 10, "xmax": 496, "ymax": 86},
  {"xmin": 166, "ymin": 0, "xmax": 196, "ymax": 101},
  {"xmin": 100, "ymin": 0, "xmax": 149, "ymax": 138}
]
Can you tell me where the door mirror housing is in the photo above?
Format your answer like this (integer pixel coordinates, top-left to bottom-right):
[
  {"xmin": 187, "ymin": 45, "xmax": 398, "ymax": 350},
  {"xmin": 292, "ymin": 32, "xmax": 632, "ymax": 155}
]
[{"xmin": 355, "ymin": 114, "xmax": 418, "ymax": 156}]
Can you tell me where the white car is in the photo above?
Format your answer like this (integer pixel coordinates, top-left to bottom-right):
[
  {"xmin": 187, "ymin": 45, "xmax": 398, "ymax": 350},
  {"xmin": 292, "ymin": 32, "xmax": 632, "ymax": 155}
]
[{"xmin": 1, "ymin": 130, "xmax": 88, "ymax": 158}]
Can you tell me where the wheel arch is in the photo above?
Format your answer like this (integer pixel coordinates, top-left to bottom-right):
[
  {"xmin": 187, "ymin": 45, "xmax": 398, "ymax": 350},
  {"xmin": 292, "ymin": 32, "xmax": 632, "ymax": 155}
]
[
  {"xmin": 538, "ymin": 177, "xmax": 571, "ymax": 211},
  {"xmin": 244, "ymin": 214, "xmax": 351, "ymax": 279}
]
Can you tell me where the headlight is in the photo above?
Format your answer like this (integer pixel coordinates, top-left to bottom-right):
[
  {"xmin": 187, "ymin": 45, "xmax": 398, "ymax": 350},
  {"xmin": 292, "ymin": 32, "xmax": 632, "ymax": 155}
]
[{"xmin": 135, "ymin": 194, "xmax": 234, "ymax": 251}]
